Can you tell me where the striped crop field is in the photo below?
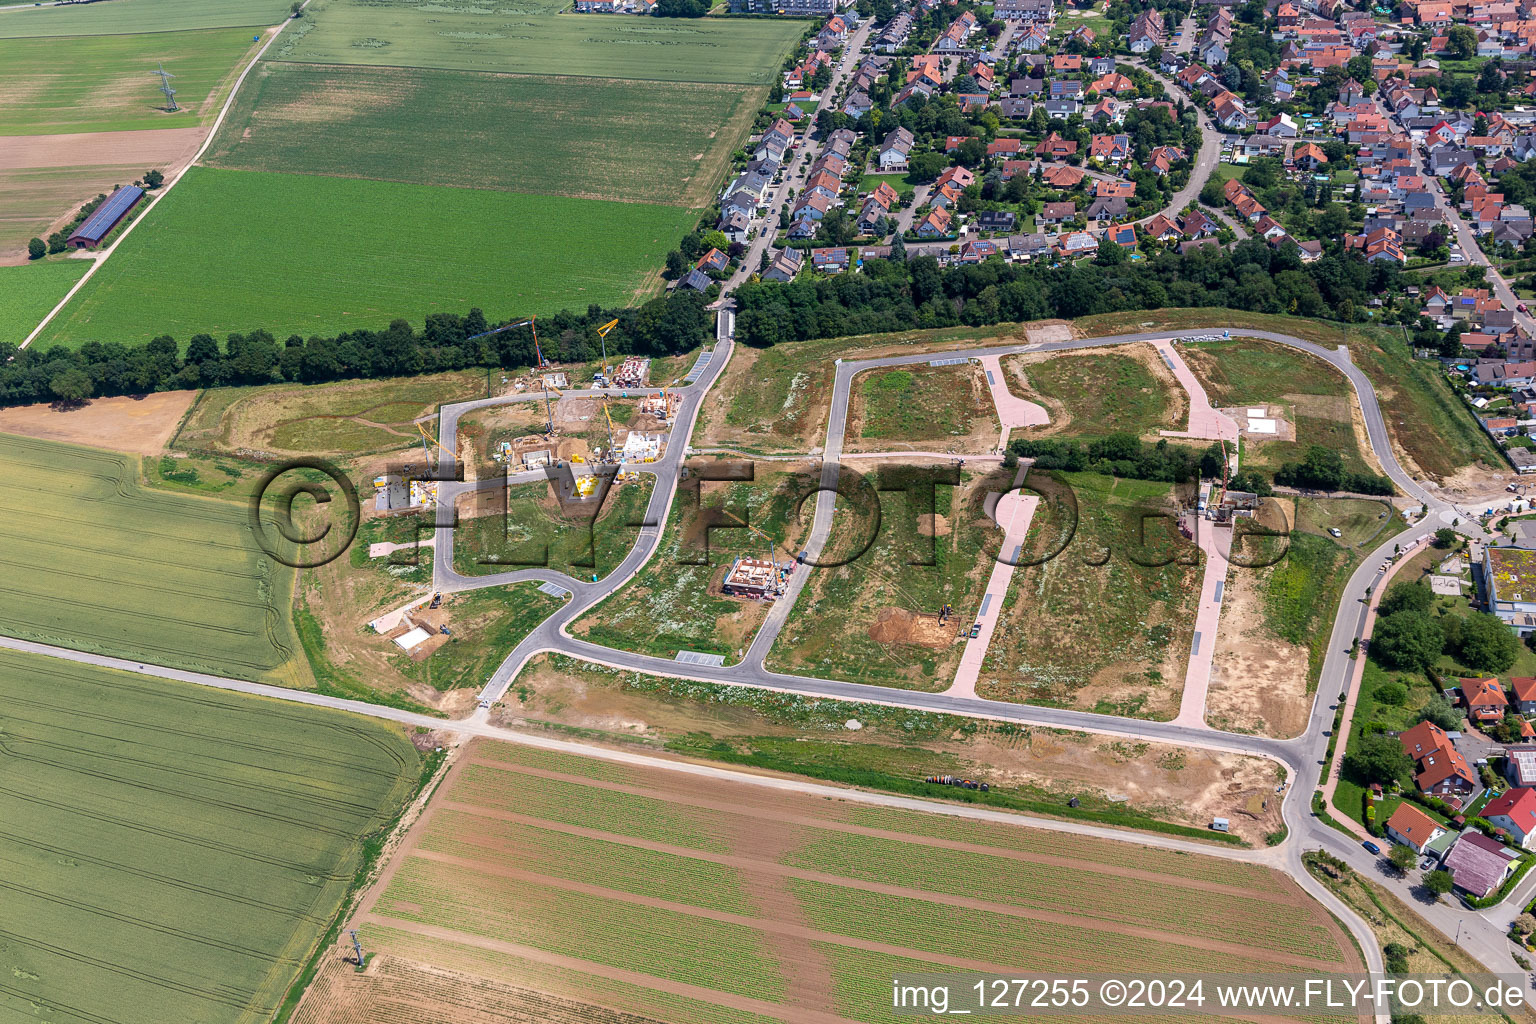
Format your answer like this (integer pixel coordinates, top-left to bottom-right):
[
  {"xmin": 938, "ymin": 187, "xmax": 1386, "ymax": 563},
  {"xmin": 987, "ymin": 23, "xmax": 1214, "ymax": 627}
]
[
  {"xmin": 0, "ymin": 0, "xmax": 293, "ymax": 37},
  {"xmin": 203, "ymin": 62, "xmax": 763, "ymax": 207},
  {"xmin": 290, "ymin": 737, "xmax": 1364, "ymax": 1024},
  {"xmin": 0, "ymin": 433, "xmax": 301, "ymax": 681},
  {"xmin": 0, "ymin": 646, "xmax": 420, "ymax": 1024},
  {"xmin": 0, "ymin": 28, "xmax": 264, "ymax": 135},
  {"xmin": 273, "ymin": 0, "xmax": 805, "ymax": 85}
]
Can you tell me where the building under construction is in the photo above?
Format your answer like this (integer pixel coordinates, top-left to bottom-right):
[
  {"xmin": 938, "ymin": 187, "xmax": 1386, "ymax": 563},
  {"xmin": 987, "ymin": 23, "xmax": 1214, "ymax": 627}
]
[
  {"xmin": 722, "ymin": 556, "xmax": 789, "ymax": 600},
  {"xmin": 640, "ymin": 390, "xmax": 681, "ymax": 423},
  {"xmin": 612, "ymin": 357, "xmax": 649, "ymax": 389}
]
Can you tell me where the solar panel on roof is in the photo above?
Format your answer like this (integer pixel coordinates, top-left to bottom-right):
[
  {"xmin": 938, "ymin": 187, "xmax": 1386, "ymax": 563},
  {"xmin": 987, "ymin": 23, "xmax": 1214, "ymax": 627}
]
[{"xmin": 71, "ymin": 186, "xmax": 145, "ymax": 243}]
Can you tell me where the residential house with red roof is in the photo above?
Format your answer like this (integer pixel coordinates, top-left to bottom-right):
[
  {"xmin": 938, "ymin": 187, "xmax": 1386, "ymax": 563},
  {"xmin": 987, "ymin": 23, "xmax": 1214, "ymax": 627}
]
[
  {"xmin": 1461, "ymin": 676, "xmax": 1509, "ymax": 723},
  {"xmin": 1385, "ymin": 803, "xmax": 1447, "ymax": 853},
  {"xmin": 1486, "ymin": 788, "xmax": 1536, "ymax": 848},
  {"xmin": 1397, "ymin": 720, "xmax": 1477, "ymax": 799}
]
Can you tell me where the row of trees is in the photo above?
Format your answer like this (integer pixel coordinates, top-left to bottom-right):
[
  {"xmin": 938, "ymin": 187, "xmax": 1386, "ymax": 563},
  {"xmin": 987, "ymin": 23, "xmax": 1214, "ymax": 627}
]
[
  {"xmin": 733, "ymin": 241, "xmax": 1402, "ymax": 350},
  {"xmin": 1009, "ymin": 433, "xmax": 1226, "ymax": 483},
  {"xmin": 0, "ymin": 291, "xmax": 713, "ymax": 407},
  {"xmin": 1273, "ymin": 445, "xmax": 1394, "ymax": 496}
]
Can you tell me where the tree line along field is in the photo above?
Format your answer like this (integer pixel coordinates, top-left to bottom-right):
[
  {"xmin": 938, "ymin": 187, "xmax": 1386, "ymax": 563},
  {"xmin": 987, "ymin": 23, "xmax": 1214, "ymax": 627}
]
[
  {"xmin": 0, "ymin": 261, "xmax": 86, "ymax": 344},
  {"xmin": 0, "ymin": 0, "xmax": 293, "ymax": 37},
  {"xmin": 0, "ymin": 433, "xmax": 304, "ymax": 682},
  {"xmin": 290, "ymin": 736, "xmax": 1362, "ymax": 1024},
  {"xmin": 33, "ymin": 167, "xmax": 698, "ymax": 349},
  {"xmin": 0, "ymin": 29, "xmax": 263, "ymax": 135},
  {"xmin": 0, "ymin": 646, "xmax": 420, "ymax": 1024},
  {"xmin": 273, "ymin": 0, "xmax": 804, "ymax": 85},
  {"xmin": 202, "ymin": 61, "xmax": 761, "ymax": 208}
]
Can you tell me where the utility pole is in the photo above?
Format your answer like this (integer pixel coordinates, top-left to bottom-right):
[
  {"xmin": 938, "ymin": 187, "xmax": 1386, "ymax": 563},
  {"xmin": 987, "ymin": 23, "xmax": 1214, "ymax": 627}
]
[
  {"xmin": 348, "ymin": 929, "xmax": 365, "ymax": 967},
  {"xmin": 152, "ymin": 63, "xmax": 178, "ymax": 112}
]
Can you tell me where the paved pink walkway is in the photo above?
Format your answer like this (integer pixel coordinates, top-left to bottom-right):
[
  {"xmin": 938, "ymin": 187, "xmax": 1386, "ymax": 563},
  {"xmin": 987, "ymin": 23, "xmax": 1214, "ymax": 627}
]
[
  {"xmin": 979, "ymin": 354, "xmax": 1049, "ymax": 451},
  {"xmin": 1173, "ymin": 520, "xmax": 1230, "ymax": 727},
  {"xmin": 946, "ymin": 466, "xmax": 1038, "ymax": 698},
  {"xmin": 1153, "ymin": 341, "xmax": 1240, "ymax": 445}
]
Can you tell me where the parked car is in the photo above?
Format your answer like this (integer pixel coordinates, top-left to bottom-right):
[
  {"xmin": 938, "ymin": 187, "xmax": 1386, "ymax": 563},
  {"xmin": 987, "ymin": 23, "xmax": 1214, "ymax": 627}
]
[
  {"xmin": 1520, "ymin": 303, "xmax": 1529, "ymax": 314},
  {"xmin": 969, "ymin": 622, "xmax": 982, "ymax": 638},
  {"xmin": 1362, "ymin": 840, "xmax": 1381, "ymax": 855},
  {"xmin": 1329, "ymin": 527, "xmax": 1342, "ymax": 537}
]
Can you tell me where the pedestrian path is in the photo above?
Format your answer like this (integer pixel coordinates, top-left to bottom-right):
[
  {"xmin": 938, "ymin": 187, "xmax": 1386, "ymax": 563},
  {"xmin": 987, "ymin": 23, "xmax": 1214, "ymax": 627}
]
[{"xmin": 945, "ymin": 465, "xmax": 1038, "ymax": 699}]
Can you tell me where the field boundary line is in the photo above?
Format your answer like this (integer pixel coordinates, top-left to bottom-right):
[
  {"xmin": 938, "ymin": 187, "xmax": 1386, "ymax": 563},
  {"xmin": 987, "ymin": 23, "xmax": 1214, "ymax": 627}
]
[
  {"xmin": 266, "ymin": 56, "xmax": 778, "ymax": 88},
  {"xmin": 20, "ymin": 2, "xmax": 310, "ymax": 350}
]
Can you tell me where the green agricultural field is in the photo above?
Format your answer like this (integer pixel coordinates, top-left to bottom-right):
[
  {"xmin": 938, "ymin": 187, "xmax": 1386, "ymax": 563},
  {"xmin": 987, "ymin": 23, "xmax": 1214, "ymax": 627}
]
[
  {"xmin": 203, "ymin": 61, "xmax": 760, "ymax": 207},
  {"xmin": 0, "ymin": 29, "xmax": 260, "ymax": 135},
  {"xmin": 0, "ymin": 260, "xmax": 87, "ymax": 345},
  {"xmin": 0, "ymin": 164, "xmax": 155, "ymax": 262},
  {"xmin": 35, "ymin": 167, "xmax": 696, "ymax": 349},
  {"xmin": 274, "ymin": 0, "xmax": 805, "ymax": 84},
  {"xmin": 0, "ymin": 646, "xmax": 420, "ymax": 1024},
  {"xmin": 0, "ymin": 0, "xmax": 292, "ymax": 36},
  {"xmin": 0, "ymin": 433, "xmax": 303, "ymax": 683},
  {"xmin": 302, "ymin": 736, "xmax": 1362, "ymax": 1024}
]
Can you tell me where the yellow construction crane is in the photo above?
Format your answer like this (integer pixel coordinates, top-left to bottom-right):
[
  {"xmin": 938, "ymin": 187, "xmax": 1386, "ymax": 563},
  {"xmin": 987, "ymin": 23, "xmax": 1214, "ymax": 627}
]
[
  {"xmin": 415, "ymin": 422, "xmax": 454, "ymax": 471},
  {"xmin": 716, "ymin": 506, "xmax": 784, "ymax": 596},
  {"xmin": 600, "ymin": 396, "xmax": 618, "ymax": 460},
  {"xmin": 595, "ymin": 318, "xmax": 620, "ymax": 386}
]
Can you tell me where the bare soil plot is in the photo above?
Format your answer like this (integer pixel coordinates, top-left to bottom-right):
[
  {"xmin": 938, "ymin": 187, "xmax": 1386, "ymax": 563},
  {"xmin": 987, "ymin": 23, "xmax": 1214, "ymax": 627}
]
[
  {"xmin": 0, "ymin": 389, "xmax": 195, "ymax": 455},
  {"xmin": 1004, "ymin": 345, "xmax": 1182, "ymax": 439},
  {"xmin": 290, "ymin": 736, "xmax": 1358, "ymax": 1024},
  {"xmin": 845, "ymin": 362, "xmax": 1000, "ymax": 454},
  {"xmin": 978, "ymin": 471, "xmax": 1200, "ymax": 720}
]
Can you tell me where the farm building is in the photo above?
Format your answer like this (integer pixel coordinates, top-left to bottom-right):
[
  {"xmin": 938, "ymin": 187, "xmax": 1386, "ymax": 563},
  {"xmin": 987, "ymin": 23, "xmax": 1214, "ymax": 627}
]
[{"xmin": 67, "ymin": 186, "xmax": 145, "ymax": 249}]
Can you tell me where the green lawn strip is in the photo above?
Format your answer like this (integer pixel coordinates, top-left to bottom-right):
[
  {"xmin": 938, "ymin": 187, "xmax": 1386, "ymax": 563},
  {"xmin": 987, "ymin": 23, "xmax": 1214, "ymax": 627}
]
[
  {"xmin": 275, "ymin": 0, "xmax": 806, "ymax": 85},
  {"xmin": 35, "ymin": 167, "xmax": 698, "ymax": 349},
  {"xmin": 204, "ymin": 61, "xmax": 762, "ymax": 207},
  {"xmin": 0, "ymin": 647, "xmax": 420, "ymax": 1024},
  {"xmin": 0, "ymin": 259, "xmax": 87, "ymax": 345},
  {"xmin": 1263, "ymin": 529, "xmax": 1353, "ymax": 692},
  {"xmin": 0, "ymin": 29, "xmax": 258, "ymax": 135}
]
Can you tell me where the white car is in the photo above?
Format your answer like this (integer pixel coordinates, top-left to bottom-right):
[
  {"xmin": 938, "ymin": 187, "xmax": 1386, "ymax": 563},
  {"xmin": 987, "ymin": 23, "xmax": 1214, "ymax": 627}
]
[
  {"xmin": 1450, "ymin": 253, "xmax": 1465, "ymax": 263},
  {"xmin": 1329, "ymin": 527, "xmax": 1342, "ymax": 537}
]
